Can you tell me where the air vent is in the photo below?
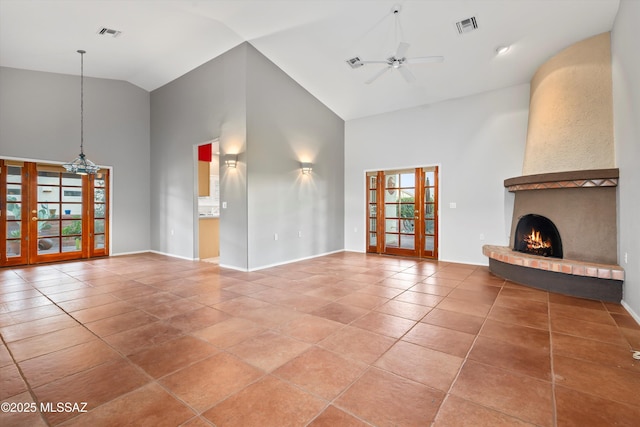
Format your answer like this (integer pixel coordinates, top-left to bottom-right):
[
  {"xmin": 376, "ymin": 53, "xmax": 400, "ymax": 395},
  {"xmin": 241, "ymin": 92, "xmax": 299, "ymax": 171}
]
[
  {"xmin": 345, "ymin": 57, "xmax": 364, "ymax": 69},
  {"xmin": 456, "ymin": 17, "xmax": 478, "ymax": 34},
  {"xmin": 97, "ymin": 27, "xmax": 122, "ymax": 38}
]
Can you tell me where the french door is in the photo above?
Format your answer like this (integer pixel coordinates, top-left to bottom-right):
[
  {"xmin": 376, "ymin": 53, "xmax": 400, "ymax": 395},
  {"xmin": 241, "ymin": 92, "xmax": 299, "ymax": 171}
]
[
  {"xmin": 1, "ymin": 160, "xmax": 109, "ymax": 266},
  {"xmin": 366, "ymin": 166, "xmax": 438, "ymax": 259}
]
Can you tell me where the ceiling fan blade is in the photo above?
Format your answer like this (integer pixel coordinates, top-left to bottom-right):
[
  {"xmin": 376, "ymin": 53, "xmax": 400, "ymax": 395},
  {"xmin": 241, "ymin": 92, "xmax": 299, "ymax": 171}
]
[
  {"xmin": 398, "ymin": 66, "xmax": 416, "ymax": 83},
  {"xmin": 395, "ymin": 42, "xmax": 410, "ymax": 59},
  {"xmin": 365, "ymin": 66, "xmax": 391, "ymax": 84},
  {"xmin": 406, "ymin": 56, "xmax": 445, "ymax": 64},
  {"xmin": 360, "ymin": 60, "xmax": 392, "ymax": 65}
]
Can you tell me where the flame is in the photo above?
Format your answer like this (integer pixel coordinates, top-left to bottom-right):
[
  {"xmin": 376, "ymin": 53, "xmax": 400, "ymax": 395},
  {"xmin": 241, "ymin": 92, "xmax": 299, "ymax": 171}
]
[{"xmin": 524, "ymin": 228, "xmax": 552, "ymax": 250}]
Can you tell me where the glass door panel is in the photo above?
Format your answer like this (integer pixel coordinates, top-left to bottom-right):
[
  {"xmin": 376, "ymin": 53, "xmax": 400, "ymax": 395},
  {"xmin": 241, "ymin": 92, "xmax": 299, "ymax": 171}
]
[
  {"xmin": 90, "ymin": 170, "xmax": 109, "ymax": 256},
  {"xmin": 422, "ymin": 166, "xmax": 438, "ymax": 258},
  {"xmin": 382, "ymin": 169, "xmax": 419, "ymax": 256},
  {"xmin": 366, "ymin": 172, "xmax": 379, "ymax": 251},
  {"xmin": 33, "ymin": 167, "xmax": 83, "ymax": 260},
  {"xmin": 2, "ymin": 162, "xmax": 27, "ymax": 265}
]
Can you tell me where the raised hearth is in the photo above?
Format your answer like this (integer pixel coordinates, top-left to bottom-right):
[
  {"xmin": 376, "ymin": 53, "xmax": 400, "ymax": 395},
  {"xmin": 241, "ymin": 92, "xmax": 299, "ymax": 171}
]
[{"xmin": 483, "ymin": 245, "xmax": 623, "ymax": 302}]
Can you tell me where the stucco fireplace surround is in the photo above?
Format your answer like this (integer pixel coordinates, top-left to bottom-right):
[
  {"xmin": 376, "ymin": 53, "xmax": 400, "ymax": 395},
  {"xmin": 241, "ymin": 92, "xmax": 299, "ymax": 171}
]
[{"xmin": 483, "ymin": 32, "xmax": 624, "ymax": 302}]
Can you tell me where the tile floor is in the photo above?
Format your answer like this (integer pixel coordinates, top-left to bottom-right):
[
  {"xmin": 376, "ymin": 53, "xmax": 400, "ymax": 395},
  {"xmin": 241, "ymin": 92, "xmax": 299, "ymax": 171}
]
[{"xmin": 1, "ymin": 252, "xmax": 639, "ymax": 426}]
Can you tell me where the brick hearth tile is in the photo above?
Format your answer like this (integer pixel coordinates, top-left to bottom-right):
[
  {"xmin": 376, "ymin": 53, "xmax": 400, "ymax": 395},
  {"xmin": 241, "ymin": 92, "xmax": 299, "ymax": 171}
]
[
  {"xmin": 612, "ymin": 270, "xmax": 625, "ymax": 281},
  {"xmin": 572, "ymin": 266, "xmax": 585, "ymax": 276},
  {"xmin": 585, "ymin": 267, "xmax": 598, "ymax": 277},
  {"xmin": 597, "ymin": 269, "xmax": 612, "ymax": 279}
]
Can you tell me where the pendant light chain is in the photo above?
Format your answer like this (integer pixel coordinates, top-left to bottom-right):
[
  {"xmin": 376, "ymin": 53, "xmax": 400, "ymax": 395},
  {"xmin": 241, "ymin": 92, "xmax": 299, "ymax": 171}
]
[
  {"xmin": 79, "ymin": 49, "xmax": 85, "ymax": 157},
  {"xmin": 63, "ymin": 49, "xmax": 99, "ymax": 175}
]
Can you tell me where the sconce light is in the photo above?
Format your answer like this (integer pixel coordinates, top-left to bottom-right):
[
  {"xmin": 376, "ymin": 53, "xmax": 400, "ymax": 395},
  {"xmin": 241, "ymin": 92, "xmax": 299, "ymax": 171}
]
[
  {"xmin": 224, "ymin": 154, "xmax": 238, "ymax": 168},
  {"xmin": 300, "ymin": 162, "xmax": 313, "ymax": 175}
]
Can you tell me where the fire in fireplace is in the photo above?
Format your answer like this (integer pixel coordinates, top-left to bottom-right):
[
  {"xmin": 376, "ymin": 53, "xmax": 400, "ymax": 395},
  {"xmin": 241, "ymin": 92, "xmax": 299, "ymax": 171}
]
[{"xmin": 513, "ymin": 214, "xmax": 563, "ymax": 258}]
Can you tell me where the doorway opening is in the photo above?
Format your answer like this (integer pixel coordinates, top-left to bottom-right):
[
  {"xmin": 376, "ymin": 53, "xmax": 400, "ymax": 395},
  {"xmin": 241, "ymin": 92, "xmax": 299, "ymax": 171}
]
[
  {"xmin": 195, "ymin": 140, "xmax": 220, "ymax": 263},
  {"xmin": 366, "ymin": 166, "xmax": 438, "ymax": 259}
]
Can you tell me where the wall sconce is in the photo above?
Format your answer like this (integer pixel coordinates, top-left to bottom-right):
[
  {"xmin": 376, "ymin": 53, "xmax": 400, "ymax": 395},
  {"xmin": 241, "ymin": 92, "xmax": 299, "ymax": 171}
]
[
  {"xmin": 224, "ymin": 154, "xmax": 238, "ymax": 168},
  {"xmin": 300, "ymin": 162, "xmax": 313, "ymax": 175}
]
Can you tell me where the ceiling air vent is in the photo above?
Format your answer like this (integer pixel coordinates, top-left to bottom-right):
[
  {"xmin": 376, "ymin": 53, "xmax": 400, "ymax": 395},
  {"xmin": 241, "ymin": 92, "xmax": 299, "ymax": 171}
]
[
  {"xmin": 97, "ymin": 27, "xmax": 122, "ymax": 38},
  {"xmin": 345, "ymin": 57, "xmax": 364, "ymax": 69},
  {"xmin": 456, "ymin": 17, "xmax": 478, "ymax": 34}
]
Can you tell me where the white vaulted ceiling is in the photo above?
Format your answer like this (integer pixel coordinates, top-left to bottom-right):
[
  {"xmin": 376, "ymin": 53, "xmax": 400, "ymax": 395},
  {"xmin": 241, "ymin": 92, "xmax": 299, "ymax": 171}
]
[{"xmin": 0, "ymin": 0, "xmax": 620, "ymax": 120}]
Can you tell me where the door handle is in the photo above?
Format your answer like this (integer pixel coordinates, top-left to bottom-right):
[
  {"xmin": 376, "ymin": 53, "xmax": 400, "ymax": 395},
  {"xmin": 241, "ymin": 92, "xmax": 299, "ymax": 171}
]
[{"xmin": 32, "ymin": 217, "xmax": 38, "ymax": 221}]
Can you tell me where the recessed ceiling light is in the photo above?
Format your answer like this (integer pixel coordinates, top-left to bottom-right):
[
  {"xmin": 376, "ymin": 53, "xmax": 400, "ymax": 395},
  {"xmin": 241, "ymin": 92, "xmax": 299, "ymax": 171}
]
[{"xmin": 496, "ymin": 45, "xmax": 510, "ymax": 55}]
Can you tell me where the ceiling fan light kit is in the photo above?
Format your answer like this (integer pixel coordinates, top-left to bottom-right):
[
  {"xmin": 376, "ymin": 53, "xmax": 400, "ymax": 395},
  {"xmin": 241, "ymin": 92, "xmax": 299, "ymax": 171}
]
[{"xmin": 347, "ymin": 4, "xmax": 444, "ymax": 84}]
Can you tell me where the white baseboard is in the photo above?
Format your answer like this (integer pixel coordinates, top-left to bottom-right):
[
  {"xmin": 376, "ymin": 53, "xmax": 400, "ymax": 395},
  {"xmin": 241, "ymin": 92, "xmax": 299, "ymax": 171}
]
[
  {"xmin": 621, "ymin": 300, "xmax": 640, "ymax": 326},
  {"xmin": 111, "ymin": 250, "xmax": 153, "ymax": 257},
  {"xmin": 148, "ymin": 250, "xmax": 196, "ymax": 261},
  {"xmin": 218, "ymin": 263, "xmax": 249, "ymax": 272},
  {"xmin": 438, "ymin": 258, "xmax": 489, "ymax": 267},
  {"xmin": 245, "ymin": 249, "xmax": 345, "ymax": 272}
]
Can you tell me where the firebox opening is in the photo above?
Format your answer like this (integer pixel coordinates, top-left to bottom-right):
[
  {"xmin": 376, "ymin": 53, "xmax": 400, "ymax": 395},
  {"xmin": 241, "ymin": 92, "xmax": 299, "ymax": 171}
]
[{"xmin": 514, "ymin": 214, "xmax": 563, "ymax": 258}]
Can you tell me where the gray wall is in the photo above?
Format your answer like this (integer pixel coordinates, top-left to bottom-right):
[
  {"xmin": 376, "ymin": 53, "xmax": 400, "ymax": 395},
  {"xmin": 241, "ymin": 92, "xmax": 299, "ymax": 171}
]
[
  {"xmin": 150, "ymin": 43, "xmax": 345, "ymax": 270},
  {"xmin": 245, "ymin": 45, "xmax": 344, "ymax": 269},
  {"xmin": 612, "ymin": 0, "xmax": 640, "ymax": 320},
  {"xmin": 150, "ymin": 44, "xmax": 248, "ymax": 268},
  {"xmin": 0, "ymin": 66, "xmax": 150, "ymax": 255}
]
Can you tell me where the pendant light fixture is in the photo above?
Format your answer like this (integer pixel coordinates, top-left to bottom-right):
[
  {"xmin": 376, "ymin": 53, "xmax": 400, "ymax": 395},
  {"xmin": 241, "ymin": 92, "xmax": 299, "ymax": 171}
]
[{"xmin": 63, "ymin": 49, "xmax": 99, "ymax": 175}]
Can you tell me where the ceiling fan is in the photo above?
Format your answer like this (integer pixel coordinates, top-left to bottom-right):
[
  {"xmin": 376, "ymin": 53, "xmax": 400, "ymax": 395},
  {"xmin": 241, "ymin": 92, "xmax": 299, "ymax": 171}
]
[
  {"xmin": 346, "ymin": 4, "xmax": 444, "ymax": 84},
  {"xmin": 360, "ymin": 41, "xmax": 444, "ymax": 84}
]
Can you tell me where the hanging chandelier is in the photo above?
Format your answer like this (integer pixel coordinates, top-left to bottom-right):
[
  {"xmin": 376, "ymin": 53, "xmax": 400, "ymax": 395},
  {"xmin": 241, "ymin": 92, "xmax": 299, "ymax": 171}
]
[{"xmin": 63, "ymin": 49, "xmax": 99, "ymax": 175}]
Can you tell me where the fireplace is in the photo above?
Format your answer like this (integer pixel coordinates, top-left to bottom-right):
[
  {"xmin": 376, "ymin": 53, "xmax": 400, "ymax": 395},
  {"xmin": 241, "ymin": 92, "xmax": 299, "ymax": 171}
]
[
  {"xmin": 513, "ymin": 214, "xmax": 562, "ymax": 258},
  {"xmin": 483, "ymin": 169, "xmax": 623, "ymax": 303}
]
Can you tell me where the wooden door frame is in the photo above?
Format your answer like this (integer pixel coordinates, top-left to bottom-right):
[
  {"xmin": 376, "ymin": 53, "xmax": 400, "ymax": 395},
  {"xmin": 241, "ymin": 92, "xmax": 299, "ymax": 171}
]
[
  {"xmin": 366, "ymin": 166, "xmax": 439, "ymax": 259},
  {"xmin": 1, "ymin": 158, "xmax": 111, "ymax": 266}
]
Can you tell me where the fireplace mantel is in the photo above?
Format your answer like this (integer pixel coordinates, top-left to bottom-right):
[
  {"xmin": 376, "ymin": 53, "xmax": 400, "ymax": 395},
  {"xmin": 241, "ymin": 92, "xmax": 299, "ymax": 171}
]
[{"xmin": 504, "ymin": 168, "xmax": 619, "ymax": 192}]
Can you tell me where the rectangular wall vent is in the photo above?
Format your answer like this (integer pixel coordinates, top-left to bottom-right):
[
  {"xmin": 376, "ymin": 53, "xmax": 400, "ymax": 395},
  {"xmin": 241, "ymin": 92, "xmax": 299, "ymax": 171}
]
[
  {"xmin": 346, "ymin": 57, "xmax": 364, "ymax": 69},
  {"xmin": 456, "ymin": 17, "xmax": 478, "ymax": 34},
  {"xmin": 97, "ymin": 27, "xmax": 122, "ymax": 38}
]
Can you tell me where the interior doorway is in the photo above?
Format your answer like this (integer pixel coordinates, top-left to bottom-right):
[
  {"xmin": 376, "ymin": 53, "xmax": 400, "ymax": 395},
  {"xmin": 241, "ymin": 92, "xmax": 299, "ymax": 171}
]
[
  {"xmin": 1, "ymin": 159, "xmax": 109, "ymax": 266},
  {"xmin": 366, "ymin": 166, "xmax": 438, "ymax": 259},
  {"xmin": 195, "ymin": 140, "xmax": 220, "ymax": 263}
]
